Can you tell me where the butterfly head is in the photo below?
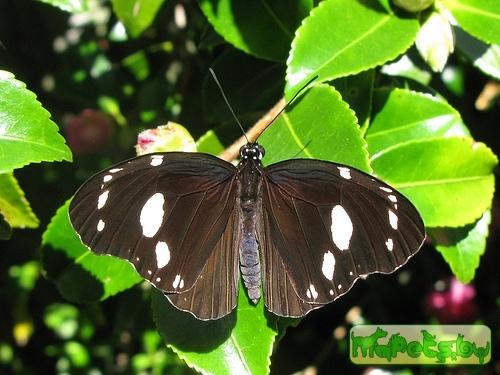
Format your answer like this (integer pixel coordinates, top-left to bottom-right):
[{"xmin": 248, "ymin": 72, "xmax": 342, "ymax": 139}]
[{"xmin": 240, "ymin": 143, "xmax": 265, "ymax": 161}]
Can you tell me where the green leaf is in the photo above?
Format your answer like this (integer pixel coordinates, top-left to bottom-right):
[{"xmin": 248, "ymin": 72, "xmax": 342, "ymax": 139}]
[
  {"xmin": 260, "ymin": 84, "xmax": 370, "ymax": 172},
  {"xmin": 440, "ymin": 0, "xmax": 500, "ymax": 45},
  {"xmin": 199, "ymin": 0, "xmax": 313, "ymax": 61},
  {"xmin": 0, "ymin": 71, "xmax": 72, "ymax": 173},
  {"xmin": 366, "ymin": 88, "xmax": 470, "ymax": 156},
  {"xmin": 0, "ymin": 173, "xmax": 39, "ymax": 228},
  {"xmin": 36, "ymin": 0, "xmax": 87, "ymax": 13},
  {"xmin": 371, "ymin": 137, "xmax": 497, "ymax": 227},
  {"xmin": 111, "ymin": 0, "xmax": 166, "ymax": 38},
  {"xmin": 286, "ymin": 0, "xmax": 419, "ymax": 95},
  {"xmin": 196, "ymin": 130, "xmax": 225, "ymax": 155},
  {"xmin": 151, "ymin": 283, "xmax": 277, "ymax": 375},
  {"xmin": 455, "ymin": 27, "xmax": 500, "ymax": 80},
  {"xmin": 41, "ymin": 201, "xmax": 142, "ymax": 302},
  {"xmin": 431, "ymin": 211, "xmax": 491, "ymax": 283}
]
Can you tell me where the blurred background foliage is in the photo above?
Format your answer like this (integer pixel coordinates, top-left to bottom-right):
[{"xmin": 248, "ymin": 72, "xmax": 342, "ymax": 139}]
[{"xmin": 0, "ymin": 0, "xmax": 499, "ymax": 374}]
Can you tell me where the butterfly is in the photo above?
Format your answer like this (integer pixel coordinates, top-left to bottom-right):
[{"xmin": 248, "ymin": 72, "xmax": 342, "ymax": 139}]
[{"xmin": 69, "ymin": 138, "xmax": 425, "ymax": 320}]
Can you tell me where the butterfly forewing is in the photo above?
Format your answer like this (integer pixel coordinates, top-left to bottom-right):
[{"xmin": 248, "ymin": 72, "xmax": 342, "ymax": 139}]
[
  {"xmin": 260, "ymin": 159, "xmax": 425, "ymax": 316},
  {"xmin": 69, "ymin": 152, "xmax": 239, "ymax": 314}
]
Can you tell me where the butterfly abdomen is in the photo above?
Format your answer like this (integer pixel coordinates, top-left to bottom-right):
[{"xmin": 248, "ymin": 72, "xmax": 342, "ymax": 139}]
[{"xmin": 237, "ymin": 157, "xmax": 264, "ymax": 304}]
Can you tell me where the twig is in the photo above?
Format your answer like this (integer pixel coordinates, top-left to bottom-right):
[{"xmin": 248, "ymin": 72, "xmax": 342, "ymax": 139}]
[{"xmin": 218, "ymin": 98, "xmax": 285, "ymax": 162}]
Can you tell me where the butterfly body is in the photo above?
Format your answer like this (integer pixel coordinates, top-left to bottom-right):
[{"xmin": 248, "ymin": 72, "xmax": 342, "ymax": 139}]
[
  {"xmin": 69, "ymin": 142, "xmax": 425, "ymax": 320},
  {"xmin": 236, "ymin": 144, "xmax": 265, "ymax": 303}
]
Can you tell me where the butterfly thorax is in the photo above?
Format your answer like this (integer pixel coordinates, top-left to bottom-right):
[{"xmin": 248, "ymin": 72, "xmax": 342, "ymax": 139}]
[{"xmin": 236, "ymin": 143, "xmax": 264, "ymax": 303}]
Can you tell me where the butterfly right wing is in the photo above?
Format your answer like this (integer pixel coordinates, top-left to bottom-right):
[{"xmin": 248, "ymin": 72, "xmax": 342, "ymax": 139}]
[{"xmin": 69, "ymin": 152, "xmax": 239, "ymax": 319}]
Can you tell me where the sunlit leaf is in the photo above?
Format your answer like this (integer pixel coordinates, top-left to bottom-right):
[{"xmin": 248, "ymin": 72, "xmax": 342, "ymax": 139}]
[
  {"xmin": 441, "ymin": 0, "xmax": 500, "ymax": 45},
  {"xmin": 0, "ymin": 71, "xmax": 72, "ymax": 173},
  {"xmin": 260, "ymin": 84, "xmax": 370, "ymax": 172},
  {"xmin": 0, "ymin": 173, "xmax": 39, "ymax": 228},
  {"xmin": 286, "ymin": 0, "xmax": 419, "ymax": 94},
  {"xmin": 366, "ymin": 88, "xmax": 469, "ymax": 155},
  {"xmin": 431, "ymin": 211, "xmax": 491, "ymax": 283},
  {"xmin": 371, "ymin": 137, "xmax": 497, "ymax": 227}
]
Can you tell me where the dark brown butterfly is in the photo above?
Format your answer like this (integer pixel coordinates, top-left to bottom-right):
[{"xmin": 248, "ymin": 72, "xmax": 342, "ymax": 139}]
[{"xmin": 69, "ymin": 139, "xmax": 425, "ymax": 320}]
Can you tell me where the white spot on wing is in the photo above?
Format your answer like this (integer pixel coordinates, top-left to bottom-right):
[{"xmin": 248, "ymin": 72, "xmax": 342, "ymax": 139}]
[
  {"xmin": 338, "ymin": 167, "xmax": 351, "ymax": 179},
  {"xmin": 103, "ymin": 175, "xmax": 112, "ymax": 183},
  {"xmin": 97, "ymin": 219, "xmax": 105, "ymax": 231},
  {"xmin": 386, "ymin": 238, "xmax": 394, "ymax": 251},
  {"xmin": 331, "ymin": 205, "xmax": 353, "ymax": 251},
  {"xmin": 172, "ymin": 274, "xmax": 181, "ymax": 288},
  {"xmin": 307, "ymin": 284, "xmax": 318, "ymax": 300},
  {"xmin": 388, "ymin": 209, "xmax": 398, "ymax": 229},
  {"xmin": 150, "ymin": 155, "xmax": 163, "ymax": 166},
  {"xmin": 388, "ymin": 194, "xmax": 397, "ymax": 203},
  {"xmin": 147, "ymin": 270, "xmax": 152, "ymax": 275},
  {"xmin": 109, "ymin": 168, "xmax": 123, "ymax": 173},
  {"xmin": 156, "ymin": 277, "xmax": 161, "ymax": 282},
  {"xmin": 321, "ymin": 251, "xmax": 336, "ymax": 280},
  {"xmin": 179, "ymin": 278, "xmax": 184, "ymax": 289},
  {"xmin": 155, "ymin": 241, "xmax": 170, "ymax": 268},
  {"xmin": 329, "ymin": 289, "xmax": 334, "ymax": 295},
  {"xmin": 338, "ymin": 284, "xmax": 342, "ymax": 290},
  {"xmin": 380, "ymin": 186, "xmax": 392, "ymax": 193},
  {"xmin": 97, "ymin": 190, "xmax": 109, "ymax": 209},
  {"xmin": 140, "ymin": 193, "xmax": 165, "ymax": 237}
]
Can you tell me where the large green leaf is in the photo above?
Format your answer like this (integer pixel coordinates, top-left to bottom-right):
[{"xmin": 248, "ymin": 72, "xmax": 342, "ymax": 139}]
[
  {"xmin": 432, "ymin": 211, "xmax": 491, "ymax": 283},
  {"xmin": 371, "ymin": 137, "xmax": 497, "ymax": 227},
  {"xmin": 41, "ymin": 202, "xmax": 142, "ymax": 302},
  {"xmin": 259, "ymin": 84, "xmax": 370, "ymax": 172},
  {"xmin": 366, "ymin": 88, "xmax": 470, "ymax": 156},
  {"xmin": 152, "ymin": 284, "xmax": 277, "ymax": 375},
  {"xmin": 0, "ymin": 173, "xmax": 39, "ymax": 229},
  {"xmin": 440, "ymin": 0, "xmax": 500, "ymax": 45},
  {"xmin": 455, "ymin": 27, "xmax": 500, "ymax": 80},
  {"xmin": 0, "ymin": 71, "xmax": 72, "ymax": 173},
  {"xmin": 199, "ymin": 0, "xmax": 313, "ymax": 61},
  {"xmin": 286, "ymin": 0, "xmax": 419, "ymax": 94},
  {"xmin": 111, "ymin": 0, "xmax": 166, "ymax": 38}
]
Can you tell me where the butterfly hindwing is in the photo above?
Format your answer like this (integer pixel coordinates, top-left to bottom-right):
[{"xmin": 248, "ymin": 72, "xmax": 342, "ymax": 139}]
[
  {"xmin": 69, "ymin": 152, "xmax": 239, "ymax": 314},
  {"xmin": 260, "ymin": 159, "xmax": 425, "ymax": 316},
  {"xmin": 166, "ymin": 207, "xmax": 240, "ymax": 319}
]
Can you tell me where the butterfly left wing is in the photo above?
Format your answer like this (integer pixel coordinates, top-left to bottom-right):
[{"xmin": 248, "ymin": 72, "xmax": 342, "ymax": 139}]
[
  {"xmin": 260, "ymin": 159, "xmax": 425, "ymax": 317},
  {"xmin": 69, "ymin": 152, "xmax": 240, "ymax": 319}
]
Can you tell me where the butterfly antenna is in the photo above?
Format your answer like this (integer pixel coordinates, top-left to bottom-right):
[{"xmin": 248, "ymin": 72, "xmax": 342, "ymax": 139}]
[
  {"xmin": 209, "ymin": 68, "xmax": 249, "ymax": 143},
  {"xmin": 268, "ymin": 75, "xmax": 319, "ymax": 125}
]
